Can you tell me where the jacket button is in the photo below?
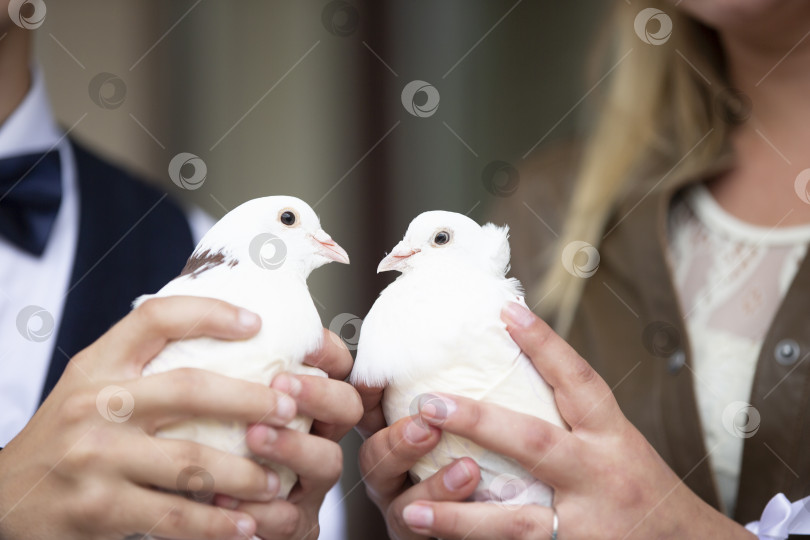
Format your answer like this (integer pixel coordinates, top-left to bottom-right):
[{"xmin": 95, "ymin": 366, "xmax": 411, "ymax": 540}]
[
  {"xmin": 667, "ymin": 349, "xmax": 686, "ymax": 374},
  {"xmin": 774, "ymin": 339, "xmax": 800, "ymax": 366}
]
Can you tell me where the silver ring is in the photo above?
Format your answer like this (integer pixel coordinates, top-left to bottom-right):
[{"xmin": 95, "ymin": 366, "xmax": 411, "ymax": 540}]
[{"xmin": 550, "ymin": 506, "xmax": 559, "ymax": 540}]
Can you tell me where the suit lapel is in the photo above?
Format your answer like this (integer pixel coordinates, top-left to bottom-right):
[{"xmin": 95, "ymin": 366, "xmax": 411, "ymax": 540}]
[{"xmin": 40, "ymin": 142, "xmax": 193, "ymax": 402}]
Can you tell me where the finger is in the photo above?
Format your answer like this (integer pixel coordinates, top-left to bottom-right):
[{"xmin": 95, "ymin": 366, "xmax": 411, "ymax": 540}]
[
  {"xmin": 128, "ymin": 368, "xmax": 297, "ymax": 429},
  {"xmin": 358, "ymin": 416, "xmax": 442, "ymax": 503},
  {"xmin": 246, "ymin": 424, "xmax": 343, "ymax": 498},
  {"xmin": 387, "ymin": 458, "xmax": 479, "ymax": 534},
  {"xmin": 501, "ymin": 301, "xmax": 622, "ymax": 431},
  {"xmin": 401, "ymin": 500, "xmax": 554, "ymax": 540},
  {"xmin": 121, "ymin": 436, "xmax": 280, "ymax": 502},
  {"xmin": 354, "ymin": 383, "xmax": 386, "ymax": 438},
  {"xmin": 304, "ymin": 329, "xmax": 353, "ymax": 380},
  {"xmin": 122, "ymin": 486, "xmax": 256, "ymax": 540},
  {"xmin": 96, "ymin": 296, "xmax": 261, "ymax": 374},
  {"xmin": 226, "ymin": 498, "xmax": 313, "ymax": 540},
  {"xmin": 417, "ymin": 393, "xmax": 575, "ymax": 487},
  {"xmin": 272, "ymin": 374, "xmax": 362, "ymax": 441}
]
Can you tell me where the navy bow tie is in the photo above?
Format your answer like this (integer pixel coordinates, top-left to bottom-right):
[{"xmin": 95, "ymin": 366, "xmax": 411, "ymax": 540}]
[{"xmin": 0, "ymin": 151, "xmax": 62, "ymax": 256}]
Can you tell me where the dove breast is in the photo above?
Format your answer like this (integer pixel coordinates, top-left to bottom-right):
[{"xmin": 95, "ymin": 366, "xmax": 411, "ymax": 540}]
[
  {"xmin": 354, "ymin": 260, "xmax": 566, "ymax": 505},
  {"xmin": 138, "ymin": 256, "xmax": 326, "ymax": 498}
]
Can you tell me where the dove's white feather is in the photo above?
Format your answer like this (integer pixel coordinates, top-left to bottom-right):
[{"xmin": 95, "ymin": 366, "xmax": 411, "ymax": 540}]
[
  {"xmin": 352, "ymin": 210, "xmax": 565, "ymax": 505},
  {"xmin": 137, "ymin": 195, "xmax": 347, "ymax": 499}
]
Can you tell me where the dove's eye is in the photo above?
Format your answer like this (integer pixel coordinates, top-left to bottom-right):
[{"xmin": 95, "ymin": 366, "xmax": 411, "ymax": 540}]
[
  {"xmin": 280, "ymin": 210, "xmax": 297, "ymax": 226},
  {"xmin": 433, "ymin": 231, "xmax": 451, "ymax": 246}
]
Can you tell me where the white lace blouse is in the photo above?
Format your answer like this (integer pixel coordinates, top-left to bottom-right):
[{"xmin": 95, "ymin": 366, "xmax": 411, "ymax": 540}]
[{"xmin": 668, "ymin": 184, "xmax": 810, "ymax": 517}]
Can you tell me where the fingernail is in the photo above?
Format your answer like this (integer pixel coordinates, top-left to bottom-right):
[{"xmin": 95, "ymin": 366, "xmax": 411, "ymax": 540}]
[
  {"xmin": 275, "ymin": 395, "xmax": 296, "ymax": 422},
  {"xmin": 418, "ymin": 394, "xmax": 456, "ymax": 425},
  {"xmin": 403, "ymin": 503, "xmax": 434, "ymax": 529},
  {"xmin": 235, "ymin": 515, "xmax": 255, "ymax": 538},
  {"xmin": 273, "ymin": 373, "xmax": 302, "ymax": 397},
  {"xmin": 403, "ymin": 419, "xmax": 431, "ymax": 444},
  {"xmin": 266, "ymin": 470, "xmax": 280, "ymax": 497},
  {"xmin": 502, "ymin": 302, "xmax": 534, "ymax": 328},
  {"xmin": 237, "ymin": 308, "xmax": 260, "ymax": 329},
  {"xmin": 264, "ymin": 425, "xmax": 278, "ymax": 445},
  {"xmin": 444, "ymin": 460, "xmax": 472, "ymax": 491}
]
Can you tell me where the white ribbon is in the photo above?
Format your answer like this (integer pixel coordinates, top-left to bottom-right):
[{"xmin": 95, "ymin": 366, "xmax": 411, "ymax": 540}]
[{"xmin": 746, "ymin": 493, "xmax": 810, "ymax": 539}]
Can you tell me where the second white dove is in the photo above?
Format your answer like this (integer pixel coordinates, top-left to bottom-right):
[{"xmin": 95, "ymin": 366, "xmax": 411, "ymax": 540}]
[{"xmin": 351, "ymin": 210, "xmax": 566, "ymax": 506}]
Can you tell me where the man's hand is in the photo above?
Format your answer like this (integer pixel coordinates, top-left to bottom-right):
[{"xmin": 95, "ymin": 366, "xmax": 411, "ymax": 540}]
[{"xmin": 0, "ymin": 297, "xmax": 297, "ymax": 540}]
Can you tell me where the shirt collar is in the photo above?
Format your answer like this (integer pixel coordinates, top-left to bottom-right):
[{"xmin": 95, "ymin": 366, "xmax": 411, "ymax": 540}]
[{"xmin": 0, "ymin": 66, "xmax": 62, "ymax": 159}]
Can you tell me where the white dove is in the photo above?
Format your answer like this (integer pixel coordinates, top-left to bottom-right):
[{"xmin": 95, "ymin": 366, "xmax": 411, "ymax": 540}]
[
  {"xmin": 136, "ymin": 195, "xmax": 349, "ymax": 499},
  {"xmin": 351, "ymin": 211, "xmax": 566, "ymax": 506}
]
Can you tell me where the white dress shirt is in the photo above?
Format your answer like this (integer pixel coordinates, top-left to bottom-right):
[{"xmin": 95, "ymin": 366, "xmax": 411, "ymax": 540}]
[
  {"xmin": 0, "ymin": 68, "xmax": 78, "ymax": 447},
  {"xmin": 0, "ymin": 68, "xmax": 346, "ymax": 539}
]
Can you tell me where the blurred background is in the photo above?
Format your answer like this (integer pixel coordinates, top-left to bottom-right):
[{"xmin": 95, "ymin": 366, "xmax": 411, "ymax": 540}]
[{"xmin": 35, "ymin": 1, "xmax": 607, "ymax": 536}]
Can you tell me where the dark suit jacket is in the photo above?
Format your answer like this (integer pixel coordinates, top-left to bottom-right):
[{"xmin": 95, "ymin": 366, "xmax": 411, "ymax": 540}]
[{"xmin": 39, "ymin": 142, "xmax": 195, "ymax": 401}]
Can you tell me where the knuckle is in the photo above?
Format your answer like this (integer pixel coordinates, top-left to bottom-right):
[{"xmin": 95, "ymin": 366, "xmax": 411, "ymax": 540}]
[
  {"xmin": 460, "ymin": 399, "xmax": 483, "ymax": 431},
  {"xmin": 65, "ymin": 432, "xmax": 108, "ymax": 471},
  {"xmin": 573, "ymin": 358, "xmax": 597, "ymax": 384},
  {"xmin": 385, "ymin": 503, "xmax": 410, "ymax": 535},
  {"xmin": 357, "ymin": 440, "xmax": 373, "ymax": 476},
  {"xmin": 503, "ymin": 509, "xmax": 540, "ymax": 540},
  {"xmin": 323, "ymin": 443, "xmax": 344, "ymax": 483},
  {"xmin": 389, "ymin": 425, "xmax": 416, "ymax": 461},
  {"xmin": 345, "ymin": 388, "xmax": 364, "ymax": 425},
  {"xmin": 136, "ymin": 297, "xmax": 164, "ymax": 326},
  {"xmin": 167, "ymin": 506, "xmax": 231, "ymax": 540},
  {"xmin": 168, "ymin": 368, "xmax": 207, "ymax": 398},
  {"xmin": 177, "ymin": 442, "xmax": 205, "ymax": 470},
  {"xmin": 523, "ymin": 423, "xmax": 554, "ymax": 455},
  {"xmin": 274, "ymin": 504, "xmax": 302, "ymax": 537},
  {"xmin": 527, "ymin": 321, "xmax": 554, "ymax": 349},
  {"xmin": 61, "ymin": 390, "xmax": 97, "ymax": 425},
  {"xmin": 165, "ymin": 505, "xmax": 189, "ymax": 532},
  {"xmin": 71, "ymin": 482, "xmax": 113, "ymax": 524}
]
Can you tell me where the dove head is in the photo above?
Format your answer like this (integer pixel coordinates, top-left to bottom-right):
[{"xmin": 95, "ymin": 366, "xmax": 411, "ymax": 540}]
[
  {"xmin": 192, "ymin": 195, "xmax": 349, "ymax": 279},
  {"xmin": 378, "ymin": 211, "xmax": 510, "ymax": 276}
]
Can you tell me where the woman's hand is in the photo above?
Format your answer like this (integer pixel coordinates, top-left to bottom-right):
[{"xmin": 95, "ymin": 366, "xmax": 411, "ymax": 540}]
[
  {"xmin": 355, "ymin": 373, "xmax": 482, "ymax": 539},
  {"xmin": 219, "ymin": 330, "xmax": 363, "ymax": 540},
  {"xmin": 0, "ymin": 296, "xmax": 292, "ymax": 540},
  {"xmin": 392, "ymin": 302, "xmax": 755, "ymax": 539}
]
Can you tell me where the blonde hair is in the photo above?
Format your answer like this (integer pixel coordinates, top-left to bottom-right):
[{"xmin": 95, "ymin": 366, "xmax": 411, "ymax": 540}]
[{"xmin": 537, "ymin": 1, "xmax": 736, "ymax": 336}]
